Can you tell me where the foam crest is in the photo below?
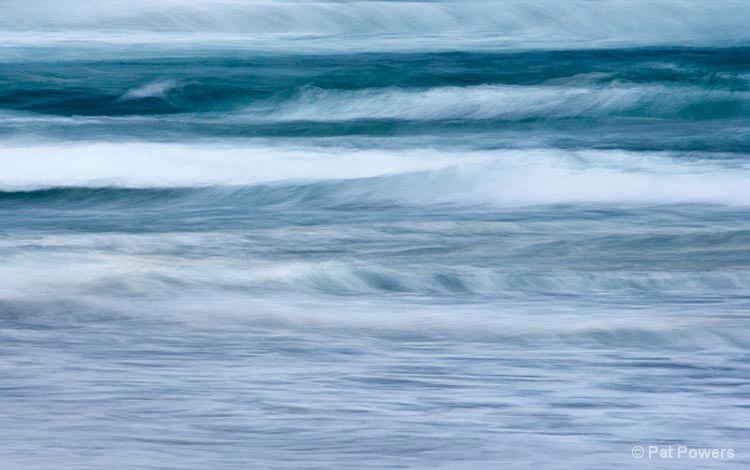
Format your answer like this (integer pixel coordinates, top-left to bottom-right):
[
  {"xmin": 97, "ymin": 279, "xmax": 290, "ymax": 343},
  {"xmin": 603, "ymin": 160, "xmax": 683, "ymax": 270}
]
[
  {"xmin": 353, "ymin": 151, "xmax": 750, "ymax": 206},
  {"xmin": 0, "ymin": 142, "xmax": 469, "ymax": 189},
  {"xmin": 255, "ymin": 84, "xmax": 750, "ymax": 122},
  {"xmin": 1, "ymin": 143, "xmax": 749, "ymax": 206}
]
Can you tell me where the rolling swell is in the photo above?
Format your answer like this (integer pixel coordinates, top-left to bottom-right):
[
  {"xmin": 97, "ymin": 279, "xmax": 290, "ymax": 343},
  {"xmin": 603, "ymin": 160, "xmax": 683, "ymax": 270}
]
[
  {"xmin": 2, "ymin": 48, "xmax": 749, "ymax": 154},
  {"xmin": 5, "ymin": 80, "xmax": 750, "ymax": 120},
  {"xmin": 3, "ymin": 49, "xmax": 750, "ymax": 118}
]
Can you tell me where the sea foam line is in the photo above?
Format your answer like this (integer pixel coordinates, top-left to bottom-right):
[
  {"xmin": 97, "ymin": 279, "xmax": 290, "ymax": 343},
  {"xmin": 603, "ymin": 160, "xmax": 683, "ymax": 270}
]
[{"xmin": 0, "ymin": 143, "xmax": 749, "ymax": 206}]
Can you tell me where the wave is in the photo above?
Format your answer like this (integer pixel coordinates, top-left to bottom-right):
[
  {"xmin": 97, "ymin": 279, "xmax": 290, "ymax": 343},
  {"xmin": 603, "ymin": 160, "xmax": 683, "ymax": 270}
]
[
  {"xmin": 4, "ymin": 293, "xmax": 748, "ymax": 352},
  {"xmin": 5, "ymin": 78, "xmax": 749, "ymax": 122},
  {"xmin": 1, "ymin": 143, "xmax": 749, "ymax": 206},
  {"xmin": 1, "ymin": 245, "xmax": 748, "ymax": 350},
  {"xmin": 1, "ymin": 224, "xmax": 748, "ymax": 299},
  {"xmin": 0, "ymin": 142, "xmax": 467, "ymax": 189},
  {"xmin": 1, "ymin": 1, "xmax": 750, "ymax": 53},
  {"xmin": 249, "ymin": 84, "xmax": 750, "ymax": 122},
  {"xmin": 3, "ymin": 247, "xmax": 749, "ymax": 299}
]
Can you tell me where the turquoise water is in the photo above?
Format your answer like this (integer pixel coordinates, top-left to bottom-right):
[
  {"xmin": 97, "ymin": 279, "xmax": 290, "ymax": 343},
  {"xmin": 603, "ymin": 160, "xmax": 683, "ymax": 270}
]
[{"xmin": 1, "ymin": 1, "xmax": 750, "ymax": 469}]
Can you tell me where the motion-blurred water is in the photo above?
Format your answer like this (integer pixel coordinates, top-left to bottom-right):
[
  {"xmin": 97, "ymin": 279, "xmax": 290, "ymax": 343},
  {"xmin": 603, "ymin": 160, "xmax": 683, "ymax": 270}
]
[{"xmin": 1, "ymin": 1, "xmax": 750, "ymax": 469}]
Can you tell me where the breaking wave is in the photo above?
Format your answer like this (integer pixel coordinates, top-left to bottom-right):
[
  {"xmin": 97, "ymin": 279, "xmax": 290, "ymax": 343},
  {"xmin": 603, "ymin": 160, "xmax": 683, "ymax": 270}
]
[{"xmin": 1, "ymin": 144, "xmax": 749, "ymax": 206}]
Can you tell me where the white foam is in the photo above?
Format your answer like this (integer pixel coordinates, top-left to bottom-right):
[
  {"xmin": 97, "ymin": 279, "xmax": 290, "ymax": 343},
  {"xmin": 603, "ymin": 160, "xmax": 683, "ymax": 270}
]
[
  {"xmin": 0, "ymin": 141, "xmax": 476, "ymax": 189},
  {"xmin": 1, "ymin": 142, "xmax": 749, "ymax": 206},
  {"xmin": 120, "ymin": 80, "xmax": 179, "ymax": 100},
  {"xmin": 354, "ymin": 149, "xmax": 750, "ymax": 207}
]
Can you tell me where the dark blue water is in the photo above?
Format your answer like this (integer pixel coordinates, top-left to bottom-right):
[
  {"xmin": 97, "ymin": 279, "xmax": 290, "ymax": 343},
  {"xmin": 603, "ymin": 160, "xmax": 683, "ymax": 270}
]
[{"xmin": 2, "ymin": 1, "xmax": 750, "ymax": 469}]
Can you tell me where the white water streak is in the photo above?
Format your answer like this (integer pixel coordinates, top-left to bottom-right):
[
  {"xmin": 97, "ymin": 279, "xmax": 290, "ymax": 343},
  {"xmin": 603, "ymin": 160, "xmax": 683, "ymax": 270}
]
[{"xmin": 2, "ymin": 143, "xmax": 749, "ymax": 206}]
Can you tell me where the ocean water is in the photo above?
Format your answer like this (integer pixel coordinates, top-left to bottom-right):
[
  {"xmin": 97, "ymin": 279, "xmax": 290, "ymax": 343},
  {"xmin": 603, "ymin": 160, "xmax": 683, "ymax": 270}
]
[{"xmin": 1, "ymin": 1, "xmax": 750, "ymax": 469}]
